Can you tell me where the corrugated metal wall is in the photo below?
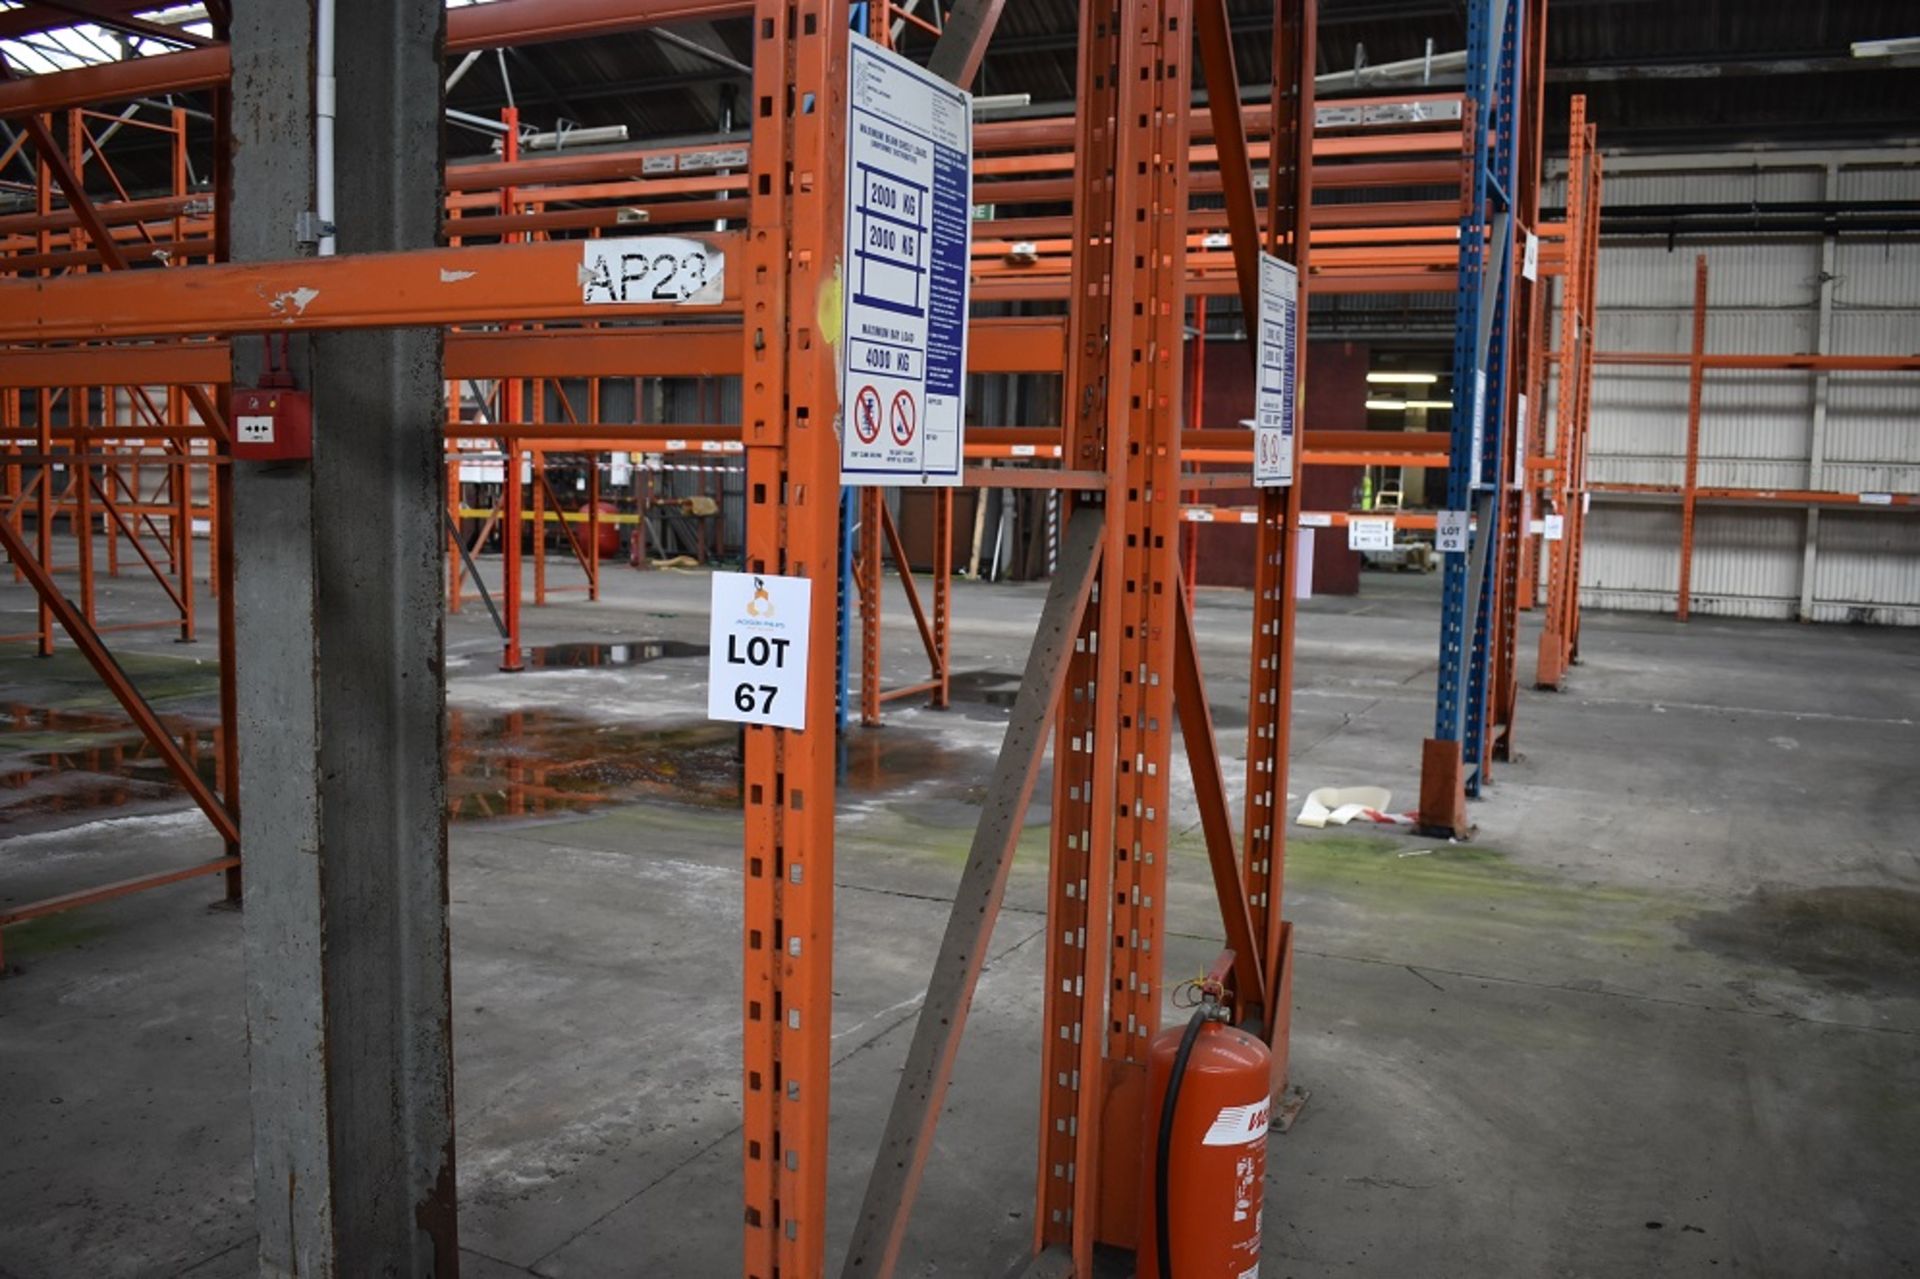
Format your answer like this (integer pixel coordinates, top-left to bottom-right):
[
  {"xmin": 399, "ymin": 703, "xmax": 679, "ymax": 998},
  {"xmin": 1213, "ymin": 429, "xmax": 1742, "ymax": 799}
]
[{"xmin": 1547, "ymin": 150, "xmax": 1920, "ymax": 625}]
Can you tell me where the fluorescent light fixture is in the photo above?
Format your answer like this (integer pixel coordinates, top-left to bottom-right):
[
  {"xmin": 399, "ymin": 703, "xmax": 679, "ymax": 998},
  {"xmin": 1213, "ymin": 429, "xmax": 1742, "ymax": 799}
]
[
  {"xmin": 1366, "ymin": 371, "xmax": 1439, "ymax": 385},
  {"xmin": 1366, "ymin": 397, "xmax": 1454, "ymax": 411},
  {"xmin": 972, "ymin": 93, "xmax": 1033, "ymax": 117},
  {"xmin": 1851, "ymin": 37, "xmax": 1920, "ymax": 58}
]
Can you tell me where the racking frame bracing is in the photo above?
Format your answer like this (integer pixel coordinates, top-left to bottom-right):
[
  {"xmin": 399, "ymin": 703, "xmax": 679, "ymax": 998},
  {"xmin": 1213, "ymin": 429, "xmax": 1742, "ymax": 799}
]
[{"xmin": 0, "ymin": 2, "xmax": 1319, "ymax": 1275}]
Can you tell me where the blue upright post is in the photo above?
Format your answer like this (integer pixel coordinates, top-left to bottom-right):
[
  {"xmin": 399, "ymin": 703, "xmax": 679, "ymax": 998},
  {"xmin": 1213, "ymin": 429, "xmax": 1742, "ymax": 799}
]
[
  {"xmin": 1423, "ymin": 0, "xmax": 1522, "ymax": 831},
  {"xmin": 1461, "ymin": 0, "xmax": 1523, "ymax": 795}
]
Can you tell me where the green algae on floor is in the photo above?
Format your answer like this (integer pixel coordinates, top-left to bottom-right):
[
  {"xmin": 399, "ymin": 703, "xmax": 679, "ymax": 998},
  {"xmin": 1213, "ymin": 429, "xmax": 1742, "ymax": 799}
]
[
  {"xmin": 0, "ymin": 646, "xmax": 220, "ymax": 715},
  {"xmin": 1180, "ymin": 826, "xmax": 1701, "ymax": 985},
  {"xmin": 2, "ymin": 911, "xmax": 109, "ymax": 960},
  {"xmin": 1282, "ymin": 829, "xmax": 1654, "ymax": 909}
]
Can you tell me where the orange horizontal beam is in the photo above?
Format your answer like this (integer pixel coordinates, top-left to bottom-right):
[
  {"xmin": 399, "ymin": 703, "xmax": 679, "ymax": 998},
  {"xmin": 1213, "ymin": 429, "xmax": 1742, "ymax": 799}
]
[
  {"xmin": 1182, "ymin": 507, "xmax": 1442, "ymax": 531},
  {"xmin": 0, "ymin": 316, "xmax": 1069, "ymax": 387},
  {"xmin": 0, "ymin": 194, "xmax": 200, "ymax": 237},
  {"xmin": 1593, "ymin": 352, "xmax": 1920, "ymax": 372},
  {"xmin": 971, "ymin": 263, "xmax": 1458, "ymax": 302},
  {"xmin": 972, "ymin": 95, "xmax": 1462, "ymax": 151},
  {"xmin": 0, "ymin": 340, "xmax": 227, "ymax": 387},
  {"xmin": 0, "ymin": 235, "xmax": 742, "ymax": 342},
  {"xmin": 1591, "ymin": 483, "xmax": 1917, "ymax": 508},
  {"xmin": 445, "ymin": 0, "xmax": 752, "ymax": 50},
  {"xmin": 1306, "ymin": 451, "xmax": 1450, "ymax": 468}
]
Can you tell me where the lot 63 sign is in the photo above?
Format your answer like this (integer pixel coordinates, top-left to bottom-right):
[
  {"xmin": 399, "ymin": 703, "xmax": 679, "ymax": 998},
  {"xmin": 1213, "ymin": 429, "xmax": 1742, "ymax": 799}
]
[{"xmin": 707, "ymin": 571, "xmax": 813, "ymax": 731}]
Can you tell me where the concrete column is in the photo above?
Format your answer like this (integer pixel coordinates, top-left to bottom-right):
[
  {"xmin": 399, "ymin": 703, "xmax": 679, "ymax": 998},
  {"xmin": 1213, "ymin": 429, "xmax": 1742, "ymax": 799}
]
[{"xmin": 229, "ymin": 2, "xmax": 456, "ymax": 1275}]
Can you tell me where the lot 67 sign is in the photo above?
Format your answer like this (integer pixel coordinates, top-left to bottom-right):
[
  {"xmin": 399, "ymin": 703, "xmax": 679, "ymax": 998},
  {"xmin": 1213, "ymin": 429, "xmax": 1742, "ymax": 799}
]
[{"xmin": 707, "ymin": 571, "xmax": 812, "ymax": 731}]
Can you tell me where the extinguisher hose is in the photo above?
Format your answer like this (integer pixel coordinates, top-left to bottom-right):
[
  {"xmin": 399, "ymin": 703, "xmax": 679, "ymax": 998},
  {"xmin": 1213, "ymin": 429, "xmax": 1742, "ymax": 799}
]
[{"xmin": 1156, "ymin": 1007, "xmax": 1210, "ymax": 1279}]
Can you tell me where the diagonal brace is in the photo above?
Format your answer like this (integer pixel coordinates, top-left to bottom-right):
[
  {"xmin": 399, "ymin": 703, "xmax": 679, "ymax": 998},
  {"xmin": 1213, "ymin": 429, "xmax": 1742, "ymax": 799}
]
[
  {"xmin": 0, "ymin": 513, "xmax": 237, "ymax": 843},
  {"xmin": 841, "ymin": 510, "xmax": 1104, "ymax": 1279},
  {"xmin": 1173, "ymin": 573, "xmax": 1267, "ymax": 1017},
  {"xmin": 1196, "ymin": 0, "xmax": 1262, "ymax": 346}
]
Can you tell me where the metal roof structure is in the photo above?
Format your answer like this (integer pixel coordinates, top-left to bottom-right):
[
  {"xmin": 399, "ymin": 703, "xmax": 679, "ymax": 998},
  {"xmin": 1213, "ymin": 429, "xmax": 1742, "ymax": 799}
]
[{"xmin": 2, "ymin": 0, "xmax": 1916, "ymax": 180}]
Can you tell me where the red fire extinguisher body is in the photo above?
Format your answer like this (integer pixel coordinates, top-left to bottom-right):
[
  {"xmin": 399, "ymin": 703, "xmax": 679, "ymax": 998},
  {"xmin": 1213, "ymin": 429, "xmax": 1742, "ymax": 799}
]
[
  {"xmin": 590, "ymin": 501, "xmax": 621, "ymax": 557},
  {"xmin": 1138, "ymin": 1018, "xmax": 1272, "ymax": 1279}
]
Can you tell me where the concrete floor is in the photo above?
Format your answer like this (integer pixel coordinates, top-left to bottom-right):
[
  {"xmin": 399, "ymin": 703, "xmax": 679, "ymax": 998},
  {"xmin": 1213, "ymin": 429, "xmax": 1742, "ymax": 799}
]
[{"xmin": 2, "ymin": 554, "xmax": 1917, "ymax": 1277}]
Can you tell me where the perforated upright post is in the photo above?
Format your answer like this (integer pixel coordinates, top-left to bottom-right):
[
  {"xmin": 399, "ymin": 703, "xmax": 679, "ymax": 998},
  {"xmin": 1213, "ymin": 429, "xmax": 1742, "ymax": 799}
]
[
  {"xmin": 1487, "ymin": 0, "xmax": 1548, "ymax": 767},
  {"xmin": 741, "ymin": 3, "xmax": 848, "ymax": 1276},
  {"xmin": 1033, "ymin": 0, "xmax": 1193, "ymax": 1268},
  {"xmin": 1563, "ymin": 141, "xmax": 1602, "ymax": 662},
  {"xmin": 1242, "ymin": 0, "xmax": 1314, "ymax": 1084}
]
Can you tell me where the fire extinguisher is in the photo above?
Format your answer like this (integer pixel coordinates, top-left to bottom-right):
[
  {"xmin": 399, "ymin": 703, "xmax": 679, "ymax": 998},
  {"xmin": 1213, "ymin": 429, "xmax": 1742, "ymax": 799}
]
[{"xmin": 1138, "ymin": 986, "xmax": 1272, "ymax": 1279}]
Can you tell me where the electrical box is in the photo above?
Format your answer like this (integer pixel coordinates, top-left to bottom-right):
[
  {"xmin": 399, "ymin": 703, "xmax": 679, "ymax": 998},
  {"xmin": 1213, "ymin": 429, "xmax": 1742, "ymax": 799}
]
[{"xmin": 232, "ymin": 388, "xmax": 312, "ymax": 462}]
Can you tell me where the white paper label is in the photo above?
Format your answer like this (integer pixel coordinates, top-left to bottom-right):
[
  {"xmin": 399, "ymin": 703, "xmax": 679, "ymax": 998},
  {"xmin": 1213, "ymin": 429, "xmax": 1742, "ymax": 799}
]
[
  {"xmin": 839, "ymin": 34, "xmax": 973, "ymax": 488},
  {"xmin": 1349, "ymin": 517, "xmax": 1395, "ymax": 551},
  {"xmin": 1859, "ymin": 492, "xmax": 1894, "ymax": 505},
  {"xmin": 579, "ymin": 235, "xmax": 724, "ymax": 306},
  {"xmin": 610, "ymin": 456, "xmax": 632, "ymax": 486},
  {"xmin": 1512, "ymin": 392, "xmax": 1529, "ymax": 491},
  {"xmin": 1299, "ymin": 512, "xmax": 1333, "ymax": 528},
  {"xmin": 1582, "ymin": 491, "xmax": 1591, "ymax": 515},
  {"xmin": 1544, "ymin": 513, "xmax": 1565, "ymax": 541},
  {"xmin": 707, "ymin": 571, "xmax": 812, "ymax": 731},
  {"xmin": 1254, "ymin": 253, "xmax": 1299, "ymax": 489},
  {"xmin": 1436, "ymin": 509, "xmax": 1469, "ymax": 553},
  {"xmin": 1523, "ymin": 230, "xmax": 1540, "ymax": 282},
  {"xmin": 1469, "ymin": 369, "xmax": 1488, "ymax": 490}
]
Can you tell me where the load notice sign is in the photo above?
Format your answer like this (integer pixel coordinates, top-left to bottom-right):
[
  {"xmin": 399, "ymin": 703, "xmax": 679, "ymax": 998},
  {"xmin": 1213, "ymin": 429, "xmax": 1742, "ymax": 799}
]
[
  {"xmin": 840, "ymin": 33, "xmax": 972, "ymax": 487},
  {"xmin": 1254, "ymin": 253, "xmax": 1299, "ymax": 488},
  {"xmin": 707, "ymin": 571, "xmax": 812, "ymax": 732}
]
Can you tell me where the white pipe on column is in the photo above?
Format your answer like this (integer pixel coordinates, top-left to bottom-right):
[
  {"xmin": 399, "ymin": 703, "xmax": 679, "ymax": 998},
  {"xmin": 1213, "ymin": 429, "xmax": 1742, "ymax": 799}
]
[{"xmin": 315, "ymin": 0, "xmax": 337, "ymax": 256}]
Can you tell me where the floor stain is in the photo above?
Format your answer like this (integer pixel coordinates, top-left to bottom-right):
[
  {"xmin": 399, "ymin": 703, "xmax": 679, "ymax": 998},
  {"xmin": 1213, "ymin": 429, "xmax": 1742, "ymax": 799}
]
[{"xmin": 1684, "ymin": 886, "xmax": 1920, "ymax": 995}]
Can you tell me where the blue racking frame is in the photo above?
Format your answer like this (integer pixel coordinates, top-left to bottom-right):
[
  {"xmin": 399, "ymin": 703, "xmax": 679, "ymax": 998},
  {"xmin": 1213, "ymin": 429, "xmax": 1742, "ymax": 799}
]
[{"xmin": 1425, "ymin": 0, "xmax": 1525, "ymax": 827}]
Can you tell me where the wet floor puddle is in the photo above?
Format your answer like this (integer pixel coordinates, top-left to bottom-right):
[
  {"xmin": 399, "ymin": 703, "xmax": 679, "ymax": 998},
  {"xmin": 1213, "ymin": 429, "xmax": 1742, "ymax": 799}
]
[
  {"xmin": 0, "ymin": 700, "xmax": 977, "ymax": 830},
  {"xmin": 522, "ymin": 639, "xmax": 708, "ymax": 669},
  {"xmin": 947, "ymin": 670, "xmax": 1020, "ymax": 712},
  {"xmin": 446, "ymin": 706, "xmax": 973, "ymax": 819},
  {"xmin": 0, "ymin": 704, "xmax": 220, "ymax": 828}
]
